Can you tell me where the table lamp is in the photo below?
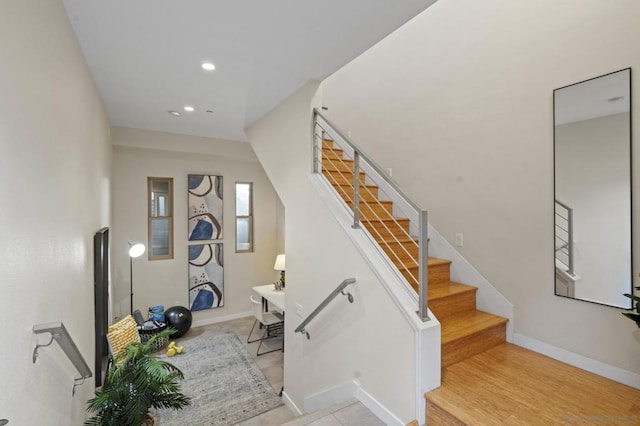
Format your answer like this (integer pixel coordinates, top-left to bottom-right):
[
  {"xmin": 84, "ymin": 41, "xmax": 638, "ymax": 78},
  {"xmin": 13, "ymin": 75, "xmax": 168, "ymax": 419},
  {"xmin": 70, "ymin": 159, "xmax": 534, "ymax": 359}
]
[{"xmin": 274, "ymin": 254, "xmax": 285, "ymax": 289}]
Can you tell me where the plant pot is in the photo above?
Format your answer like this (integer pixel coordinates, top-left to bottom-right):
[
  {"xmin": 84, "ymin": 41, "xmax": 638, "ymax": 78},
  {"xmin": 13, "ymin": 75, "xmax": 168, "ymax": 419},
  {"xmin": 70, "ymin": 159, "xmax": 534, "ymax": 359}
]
[{"xmin": 145, "ymin": 413, "xmax": 156, "ymax": 426}]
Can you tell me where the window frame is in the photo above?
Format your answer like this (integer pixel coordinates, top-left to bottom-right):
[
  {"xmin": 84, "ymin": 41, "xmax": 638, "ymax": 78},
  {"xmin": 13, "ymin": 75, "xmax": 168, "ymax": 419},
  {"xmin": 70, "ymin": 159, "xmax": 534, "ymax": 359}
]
[
  {"xmin": 235, "ymin": 181, "xmax": 254, "ymax": 253},
  {"xmin": 147, "ymin": 177, "xmax": 174, "ymax": 260}
]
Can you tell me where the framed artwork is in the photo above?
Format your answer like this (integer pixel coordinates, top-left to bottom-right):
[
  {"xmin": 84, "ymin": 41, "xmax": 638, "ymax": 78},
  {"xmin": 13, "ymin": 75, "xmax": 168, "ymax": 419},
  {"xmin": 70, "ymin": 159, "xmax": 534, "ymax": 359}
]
[
  {"xmin": 188, "ymin": 243, "xmax": 224, "ymax": 311},
  {"xmin": 188, "ymin": 174, "xmax": 223, "ymax": 241}
]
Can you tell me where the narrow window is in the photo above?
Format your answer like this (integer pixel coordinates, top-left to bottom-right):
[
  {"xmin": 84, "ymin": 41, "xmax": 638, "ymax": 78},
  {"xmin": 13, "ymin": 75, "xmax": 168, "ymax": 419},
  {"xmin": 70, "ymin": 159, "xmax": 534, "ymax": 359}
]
[
  {"xmin": 235, "ymin": 182, "xmax": 253, "ymax": 252},
  {"xmin": 148, "ymin": 177, "xmax": 174, "ymax": 260}
]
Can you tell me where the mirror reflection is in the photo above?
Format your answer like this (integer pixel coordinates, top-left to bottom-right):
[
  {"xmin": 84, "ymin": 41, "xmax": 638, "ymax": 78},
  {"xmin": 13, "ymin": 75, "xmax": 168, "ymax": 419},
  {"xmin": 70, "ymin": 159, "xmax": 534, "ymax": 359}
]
[{"xmin": 553, "ymin": 68, "xmax": 632, "ymax": 308}]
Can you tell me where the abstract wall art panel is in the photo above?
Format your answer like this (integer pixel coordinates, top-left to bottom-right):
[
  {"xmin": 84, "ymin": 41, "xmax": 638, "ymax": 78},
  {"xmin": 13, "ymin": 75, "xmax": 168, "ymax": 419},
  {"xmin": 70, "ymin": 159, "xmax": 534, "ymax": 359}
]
[
  {"xmin": 188, "ymin": 174, "xmax": 223, "ymax": 241},
  {"xmin": 188, "ymin": 243, "xmax": 224, "ymax": 311}
]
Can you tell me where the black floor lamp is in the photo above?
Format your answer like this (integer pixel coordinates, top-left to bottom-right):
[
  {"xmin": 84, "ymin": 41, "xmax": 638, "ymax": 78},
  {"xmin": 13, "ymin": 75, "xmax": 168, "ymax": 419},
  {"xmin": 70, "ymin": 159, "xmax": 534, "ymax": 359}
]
[{"xmin": 128, "ymin": 242, "xmax": 146, "ymax": 315}]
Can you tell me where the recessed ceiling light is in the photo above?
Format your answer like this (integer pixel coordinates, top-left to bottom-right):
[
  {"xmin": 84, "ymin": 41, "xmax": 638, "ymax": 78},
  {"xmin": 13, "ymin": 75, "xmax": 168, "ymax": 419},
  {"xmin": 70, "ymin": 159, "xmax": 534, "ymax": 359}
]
[
  {"xmin": 201, "ymin": 62, "xmax": 215, "ymax": 71},
  {"xmin": 168, "ymin": 110, "xmax": 181, "ymax": 116},
  {"xmin": 184, "ymin": 106, "xmax": 195, "ymax": 112}
]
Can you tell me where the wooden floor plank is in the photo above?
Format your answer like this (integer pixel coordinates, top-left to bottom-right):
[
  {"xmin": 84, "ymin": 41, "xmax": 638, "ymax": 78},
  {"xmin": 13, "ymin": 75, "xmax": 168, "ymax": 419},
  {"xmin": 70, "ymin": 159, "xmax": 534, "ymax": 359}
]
[{"xmin": 427, "ymin": 343, "xmax": 640, "ymax": 425}]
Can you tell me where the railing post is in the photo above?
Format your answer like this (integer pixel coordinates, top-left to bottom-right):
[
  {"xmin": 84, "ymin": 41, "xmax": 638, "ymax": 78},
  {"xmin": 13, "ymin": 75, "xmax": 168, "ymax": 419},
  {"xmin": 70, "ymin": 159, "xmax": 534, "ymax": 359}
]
[
  {"xmin": 312, "ymin": 111, "xmax": 319, "ymax": 173},
  {"xmin": 352, "ymin": 151, "xmax": 361, "ymax": 229},
  {"xmin": 418, "ymin": 210, "xmax": 429, "ymax": 321},
  {"xmin": 567, "ymin": 207, "xmax": 574, "ymax": 276}
]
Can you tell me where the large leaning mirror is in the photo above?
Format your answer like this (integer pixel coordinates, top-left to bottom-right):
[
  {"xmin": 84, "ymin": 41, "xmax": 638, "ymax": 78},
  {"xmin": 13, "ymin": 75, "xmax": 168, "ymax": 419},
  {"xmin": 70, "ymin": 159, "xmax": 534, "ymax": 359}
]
[{"xmin": 553, "ymin": 68, "xmax": 632, "ymax": 308}]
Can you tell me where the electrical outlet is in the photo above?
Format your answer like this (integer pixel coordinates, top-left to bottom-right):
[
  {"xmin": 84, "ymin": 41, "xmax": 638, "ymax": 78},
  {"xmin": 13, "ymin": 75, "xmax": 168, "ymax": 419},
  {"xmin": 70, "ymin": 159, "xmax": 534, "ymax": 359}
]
[
  {"xmin": 295, "ymin": 303, "xmax": 303, "ymax": 317},
  {"xmin": 347, "ymin": 130, "xmax": 351, "ymax": 138},
  {"xmin": 386, "ymin": 168, "xmax": 393, "ymax": 177},
  {"xmin": 455, "ymin": 233, "xmax": 464, "ymax": 247}
]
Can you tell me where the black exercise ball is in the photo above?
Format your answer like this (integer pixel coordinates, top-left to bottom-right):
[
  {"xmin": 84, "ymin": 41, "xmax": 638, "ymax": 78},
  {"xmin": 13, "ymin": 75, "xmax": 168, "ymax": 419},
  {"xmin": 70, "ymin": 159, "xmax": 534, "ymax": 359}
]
[{"xmin": 165, "ymin": 306, "xmax": 193, "ymax": 338}]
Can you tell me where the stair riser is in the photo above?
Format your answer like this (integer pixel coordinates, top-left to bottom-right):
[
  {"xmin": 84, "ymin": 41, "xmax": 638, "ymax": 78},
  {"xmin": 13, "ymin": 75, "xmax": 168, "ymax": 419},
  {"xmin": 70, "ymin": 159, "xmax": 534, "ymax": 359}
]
[
  {"xmin": 399, "ymin": 263, "xmax": 453, "ymax": 291},
  {"xmin": 322, "ymin": 140, "xmax": 335, "ymax": 149},
  {"xmin": 322, "ymin": 148, "xmax": 345, "ymax": 161},
  {"xmin": 380, "ymin": 241, "xmax": 418, "ymax": 263},
  {"xmin": 322, "ymin": 170, "xmax": 366, "ymax": 186},
  {"xmin": 429, "ymin": 290, "xmax": 477, "ymax": 319},
  {"xmin": 426, "ymin": 402, "xmax": 467, "ymax": 426},
  {"xmin": 442, "ymin": 322, "xmax": 506, "ymax": 368},
  {"xmin": 322, "ymin": 158, "xmax": 354, "ymax": 173},
  {"xmin": 332, "ymin": 184, "xmax": 379, "ymax": 203},
  {"xmin": 346, "ymin": 201, "xmax": 393, "ymax": 216},
  {"xmin": 363, "ymin": 219, "xmax": 410, "ymax": 240}
]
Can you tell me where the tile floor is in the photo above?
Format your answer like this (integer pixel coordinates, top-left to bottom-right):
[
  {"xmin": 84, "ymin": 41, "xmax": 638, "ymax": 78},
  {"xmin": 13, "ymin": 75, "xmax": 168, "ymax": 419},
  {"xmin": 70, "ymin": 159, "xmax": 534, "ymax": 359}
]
[{"xmin": 178, "ymin": 316, "xmax": 383, "ymax": 426}]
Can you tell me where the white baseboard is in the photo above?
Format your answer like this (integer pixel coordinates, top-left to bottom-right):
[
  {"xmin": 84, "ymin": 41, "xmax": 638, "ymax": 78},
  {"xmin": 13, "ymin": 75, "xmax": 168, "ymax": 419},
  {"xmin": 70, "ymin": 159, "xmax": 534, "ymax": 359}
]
[
  {"xmin": 304, "ymin": 381, "xmax": 358, "ymax": 414},
  {"xmin": 303, "ymin": 381, "xmax": 404, "ymax": 425},
  {"xmin": 191, "ymin": 311, "xmax": 252, "ymax": 328},
  {"xmin": 514, "ymin": 333, "xmax": 640, "ymax": 389},
  {"xmin": 357, "ymin": 386, "xmax": 404, "ymax": 426},
  {"xmin": 282, "ymin": 391, "xmax": 303, "ymax": 416}
]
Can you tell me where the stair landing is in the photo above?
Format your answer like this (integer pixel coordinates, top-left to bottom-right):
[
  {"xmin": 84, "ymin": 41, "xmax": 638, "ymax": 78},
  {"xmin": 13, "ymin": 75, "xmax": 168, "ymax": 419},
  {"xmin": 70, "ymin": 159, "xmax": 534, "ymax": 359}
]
[{"xmin": 426, "ymin": 343, "xmax": 640, "ymax": 425}]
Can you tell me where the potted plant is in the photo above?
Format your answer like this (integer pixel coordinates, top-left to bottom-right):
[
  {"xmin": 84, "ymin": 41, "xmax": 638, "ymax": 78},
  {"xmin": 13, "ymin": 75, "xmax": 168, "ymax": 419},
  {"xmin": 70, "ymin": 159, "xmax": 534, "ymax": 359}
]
[
  {"xmin": 85, "ymin": 329, "xmax": 190, "ymax": 425},
  {"xmin": 622, "ymin": 286, "xmax": 640, "ymax": 328}
]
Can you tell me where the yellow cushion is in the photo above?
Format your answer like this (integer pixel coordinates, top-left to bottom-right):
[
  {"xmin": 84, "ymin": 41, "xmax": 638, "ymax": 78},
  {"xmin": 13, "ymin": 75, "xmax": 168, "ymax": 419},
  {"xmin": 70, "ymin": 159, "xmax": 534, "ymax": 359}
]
[{"xmin": 107, "ymin": 315, "xmax": 140, "ymax": 357}]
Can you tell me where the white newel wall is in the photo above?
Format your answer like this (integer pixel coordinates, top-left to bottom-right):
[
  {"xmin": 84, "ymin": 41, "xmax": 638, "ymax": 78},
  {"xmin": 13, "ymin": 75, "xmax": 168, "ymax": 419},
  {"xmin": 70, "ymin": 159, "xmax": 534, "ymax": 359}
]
[
  {"xmin": 111, "ymin": 128, "xmax": 281, "ymax": 326},
  {"xmin": 321, "ymin": 0, "xmax": 640, "ymax": 376},
  {"xmin": 0, "ymin": 0, "xmax": 112, "ymax": 423},
  {"xmin": 247, "ymin": 82, "xmax": 420, "ymax": 423}
]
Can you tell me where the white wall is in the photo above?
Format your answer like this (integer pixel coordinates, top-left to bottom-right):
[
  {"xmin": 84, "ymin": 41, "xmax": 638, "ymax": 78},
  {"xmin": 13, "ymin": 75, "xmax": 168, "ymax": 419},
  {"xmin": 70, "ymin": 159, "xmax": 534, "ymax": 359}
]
[
  {"xmin": 555, "ymin": 113, "xmax": 631, "ymax": 307},
  {"xmin": 0, "ymin": 0, "xmax": 111, "ymax": 423},
  {"xmin": 111, "ymin": 127, "xmax": 280, "ymax": 326},
  {"xmin": 247, "ymin": 82, "xmax": 419, "ymax": 422},
  {"xmin": 321, "ymin": 0, "xmax": 640, "ymax": 374}
]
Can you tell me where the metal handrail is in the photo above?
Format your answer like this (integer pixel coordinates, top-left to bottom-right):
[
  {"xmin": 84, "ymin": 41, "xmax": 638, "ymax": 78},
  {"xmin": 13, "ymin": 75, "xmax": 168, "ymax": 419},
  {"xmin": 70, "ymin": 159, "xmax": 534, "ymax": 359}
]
[
  {"xmin": 33, "ymin": 322, "xmax": 92, "ymax": 395},
  {"xmin": 295, "ymin": 278, "xmax": 356, "ymax": 339},
  {"xmin": 314, "ymin": 109, "xmax": 422, "ymax": 212},
  {"xmin": 554, "ymin": 199, "xmax": 574, "ymax": 275},
  {"xmin": 313, "ymin": 109, "xmax": 429, "ymax": 321}
]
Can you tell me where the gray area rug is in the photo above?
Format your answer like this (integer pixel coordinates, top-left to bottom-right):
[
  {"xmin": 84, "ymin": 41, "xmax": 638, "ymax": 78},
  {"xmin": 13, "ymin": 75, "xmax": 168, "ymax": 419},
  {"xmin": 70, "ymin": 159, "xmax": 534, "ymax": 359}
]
[{"xmin": 153, "ymin": 331, "xmax": 282, "ymax": 425}]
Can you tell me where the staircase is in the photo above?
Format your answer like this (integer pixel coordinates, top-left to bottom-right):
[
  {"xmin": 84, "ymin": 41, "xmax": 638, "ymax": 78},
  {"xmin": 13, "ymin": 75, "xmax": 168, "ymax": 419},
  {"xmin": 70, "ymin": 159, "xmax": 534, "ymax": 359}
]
[
  {"xmin": 321, "ymin": 139, "xmax": 508, "ymax": 368},
  {"xmin": 319, "ymin": 137, "xmax": 640, "ymax": 425}
]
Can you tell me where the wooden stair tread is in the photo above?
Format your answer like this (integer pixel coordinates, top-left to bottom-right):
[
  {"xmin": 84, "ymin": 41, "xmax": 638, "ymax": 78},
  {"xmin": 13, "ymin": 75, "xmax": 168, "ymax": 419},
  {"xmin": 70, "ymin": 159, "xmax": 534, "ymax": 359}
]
[
  {"xmin": 429, "ymin": 257, "xmax": 452, "ymax": 267},
  {"xmin": 376, "ymin": 236, "xmax": 416, "ymax": 244},
  {"xmin": 362, "ymin": 216, "xmax": 409, "ymax": 224},
  {"xmin": 440, "ymin": 310, "xmax": 507, "ymax": 345},
  {"xmin": 427, "ymin": 343, "xmax": 640, "ymax": 425},
  {"xmin": 428, "ymin": 281, "xmax": 477, "ymax": 300},
  {"xmin": 397, "ymin": 257, "xmax": 452, "ymax": 269}
]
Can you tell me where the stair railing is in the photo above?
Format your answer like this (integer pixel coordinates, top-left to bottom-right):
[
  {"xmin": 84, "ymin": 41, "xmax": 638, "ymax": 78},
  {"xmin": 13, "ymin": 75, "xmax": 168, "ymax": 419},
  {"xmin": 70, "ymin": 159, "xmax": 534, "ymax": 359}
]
[
  {"xmin": 32, "ymin": 322, "xmax": 92, "ymax": 395},
  {"xmin": 554, "ymin": 199, "xmax": 575, "ymax": 276},
  {"xmin": 312, "ymin": 109, "xmax": 429, "ymax": 321},
  {"xmin": 295, "ymin": 278, "xmax": 356, "ymax": 339}
]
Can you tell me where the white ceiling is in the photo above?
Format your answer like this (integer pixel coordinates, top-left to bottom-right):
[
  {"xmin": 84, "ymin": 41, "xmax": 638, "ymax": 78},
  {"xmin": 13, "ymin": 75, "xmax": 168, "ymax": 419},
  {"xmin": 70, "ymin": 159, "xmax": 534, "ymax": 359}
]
[
  {"xmin": 63, "ymin": 0, "xmax": 436, "ymax": 142},
  {"xmin": 554, "ymin": 69, "xmax": 630, "ymax": 126}
]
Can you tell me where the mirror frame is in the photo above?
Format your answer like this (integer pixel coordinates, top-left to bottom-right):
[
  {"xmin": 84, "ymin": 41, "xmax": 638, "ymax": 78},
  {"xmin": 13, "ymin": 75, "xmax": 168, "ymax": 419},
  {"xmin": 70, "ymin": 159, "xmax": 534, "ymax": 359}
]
[{"xmin": 552, "ymin": 68, "xmax": 633, "ymax": 309}]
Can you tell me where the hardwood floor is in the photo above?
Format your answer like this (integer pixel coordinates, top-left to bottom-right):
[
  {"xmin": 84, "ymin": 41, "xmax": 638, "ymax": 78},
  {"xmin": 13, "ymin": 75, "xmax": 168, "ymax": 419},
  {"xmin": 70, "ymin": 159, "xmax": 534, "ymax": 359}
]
[{"xmin": 426, "ymin": 343, "xmax": 640, "ymax": 425}]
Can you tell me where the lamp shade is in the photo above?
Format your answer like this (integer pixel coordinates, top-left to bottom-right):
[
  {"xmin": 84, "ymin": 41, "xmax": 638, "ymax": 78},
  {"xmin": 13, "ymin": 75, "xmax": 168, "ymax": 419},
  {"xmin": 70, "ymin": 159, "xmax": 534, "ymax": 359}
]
[
  {"xmin": 273, "ymin": 254, "xmax": 285, "ymax": 271},
  {"xmin": 128, "ymin": 243, "xmax": 146, "ymax": 258}
]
